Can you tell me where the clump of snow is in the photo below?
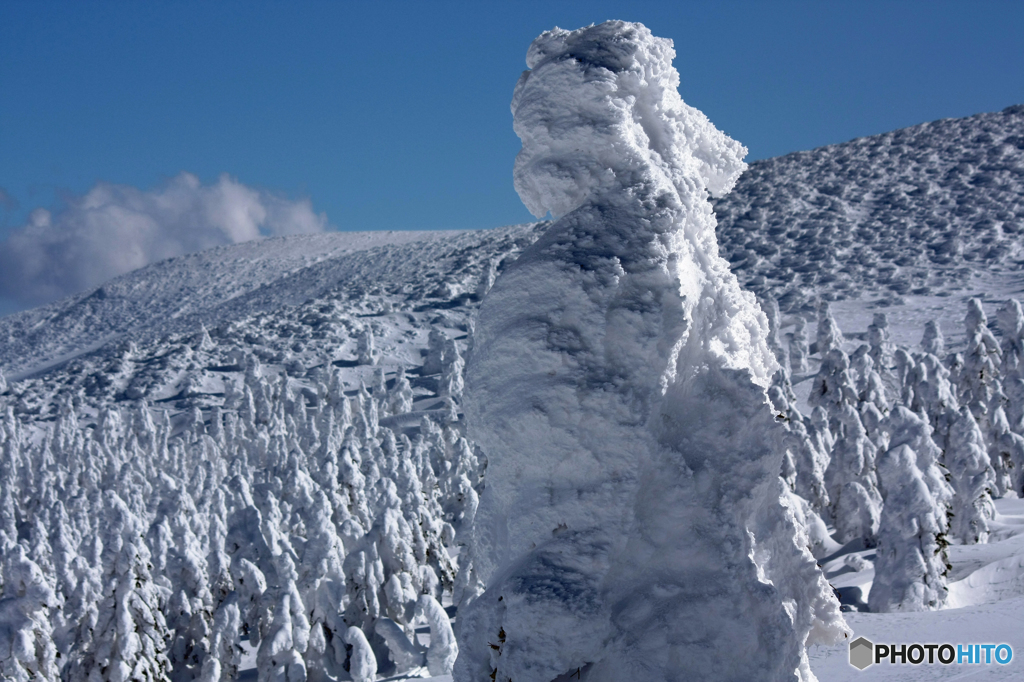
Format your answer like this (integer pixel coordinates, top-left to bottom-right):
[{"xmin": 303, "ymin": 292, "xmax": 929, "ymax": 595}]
[
  {"xmin": 374, "ymin": 618, "xmax": 424, "ymax": 673},
  {"xmin": 343, "ymin": 626, "xmax": 377, "ymax": 682},
  {"xmin": 511, "ymin": 24, "xmax": 747, "ymax": 219},
  {"xmin": 417, "ymin": 594, "xmax": 458, "ymax": 676},
  {"xmin": 458, "ymin": 20, "xmax": 847, "ymax": 682}
]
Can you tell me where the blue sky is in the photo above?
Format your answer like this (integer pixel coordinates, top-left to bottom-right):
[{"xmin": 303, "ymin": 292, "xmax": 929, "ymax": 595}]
[{"xmin": 1, "ymin": 0, "xmax": 1022, "ymax": 312}]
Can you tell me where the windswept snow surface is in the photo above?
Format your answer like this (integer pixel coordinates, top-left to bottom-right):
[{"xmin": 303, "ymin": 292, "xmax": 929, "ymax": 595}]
[{"xmin": 458, "ymin": 22, "xmax": 846, "ymax": 682}]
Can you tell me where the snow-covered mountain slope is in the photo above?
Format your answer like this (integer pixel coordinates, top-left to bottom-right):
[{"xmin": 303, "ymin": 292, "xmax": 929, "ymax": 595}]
[
  {"xmin": 0, "ymin": 226, "xmax": 544, "ymax": 381},
  {"xmin": 0, "ymin": 223, "xmax": 549, "ymax": 422},
  {"xmin": 715, "ymin": 104, "xmax": 1024, "ymax": 312}
]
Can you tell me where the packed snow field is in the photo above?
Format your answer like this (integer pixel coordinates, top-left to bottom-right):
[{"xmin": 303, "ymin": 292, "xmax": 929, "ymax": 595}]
[{"xmin": 2, "ymin": 20, "xmax": 1024, "ymax": 682}]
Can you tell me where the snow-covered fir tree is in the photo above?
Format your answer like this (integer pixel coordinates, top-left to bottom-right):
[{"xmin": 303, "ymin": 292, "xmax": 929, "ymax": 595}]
[
  {"xmin": 816, "ymin": 301, "xmax": 845, "ymax": 358},
  {"xmin": 809, "ymin": 348, "xmax": 859, "ymax": 439},
  {"xmin": 946, "ymin": 407, "xmax": 997, "ymax": 544},
  {"xmin": 763, "ymin": 296, "xmax": 791, "ymax": 386},
  {"xmin": 959, "ymin": 298, "xmax": 1003, "ymax": 437},
  {"xmin": 789, "ymin": 316, "xmax": 810, "ymax": 375},
  {"xmin": 68, "ymin": 492, "xmax": 172, "ymax": 682},
  {"xmin": 988, "ymin": 406, "xmax": 1024, "ymax": 498},
  {"xmin": 868, "ymin": 312, "xmax": 893, "ymax": 364},
  {"xmin": 0, "ymin": 544, "xmax": 60, "ymax": 681},
  {"xmin": 342, "ymin": 626, "xmax": 376, "ymax": 682},
  {"xmin": 883, "ymin": 406, "xmax": 954, "ymax": 508},
  {"xmin": 825, "ymin": 403, "xmax": 882, "ymax": 545},
  {"xmin": 199, "ymin": 594, "xmax": 242, "ymax": 682},
  {"xmin": 869, "ymin": 443, "xmax": 950, "ymax": 613},
  {"xmin": 417, "ymin": 595, "xmax": 457, "ymax": 677},
  {"xmin": 921, "ymin": 320, "xmax": 945, "ymax": 357},
  {"xmin": 909, "ymin": 351, "xmax": 960, "ymax": 451},
  {"xmin": 769, "ymin": 386, "xmax": 830, "ymax": 516},
  {"xmin": 997, "ymin": 298, "xmax": 1024, "ymax": 377}
]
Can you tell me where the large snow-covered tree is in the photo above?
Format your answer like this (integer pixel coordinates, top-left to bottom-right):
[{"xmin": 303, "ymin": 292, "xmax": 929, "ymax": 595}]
[{"xmin": 457, "ymin": 21, "xmax": 847, "ymax": 682}]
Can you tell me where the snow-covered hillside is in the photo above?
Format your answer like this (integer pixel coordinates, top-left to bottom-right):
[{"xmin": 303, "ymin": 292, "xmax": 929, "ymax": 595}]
[
  {"xmin": 2, "ymin": 53, "xmax": 1024, "ymax": 681},
  {"xmin": 715, "ymin": 104, "xmax": 1024, "ymax": 313},
  {"xmin": 0, "ymin": 227, "xmax": 546, "ymax": 382}
]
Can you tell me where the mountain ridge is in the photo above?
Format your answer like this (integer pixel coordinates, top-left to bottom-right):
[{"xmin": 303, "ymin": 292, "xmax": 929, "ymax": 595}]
[{"xmin": 3, "ymin": 104, "xmax": 1023, "ymax": 381}]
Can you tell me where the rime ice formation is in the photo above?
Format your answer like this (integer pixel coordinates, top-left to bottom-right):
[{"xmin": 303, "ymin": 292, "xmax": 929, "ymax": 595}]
[
  {"xmin": 947, "ymin": 407, "xmax": 997, "ymax": 544},
  {"xmin": 869, "ymin": 444, "xmax": 950, "ymax": 612},
  {"xmin": 458, "ymin": 21, "xmax": 847, "ymax": 682},
  {"xmin": 870, "ymin": 407, "xmax": 953, "ymax": 613}
]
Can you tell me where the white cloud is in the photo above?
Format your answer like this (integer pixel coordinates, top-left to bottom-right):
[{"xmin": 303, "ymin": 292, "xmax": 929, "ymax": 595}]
[{"xmin": 0, "ymin": 172, "xmax": 328, "ymax": 307}]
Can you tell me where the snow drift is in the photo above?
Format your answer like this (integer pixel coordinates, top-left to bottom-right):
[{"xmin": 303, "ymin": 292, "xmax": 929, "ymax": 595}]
[{"xmin": 458, "ymin": 21, "xmax": 847, "ymax": 682}]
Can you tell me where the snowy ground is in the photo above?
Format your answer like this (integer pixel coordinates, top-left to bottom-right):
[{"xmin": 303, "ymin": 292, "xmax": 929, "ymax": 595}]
[
  {"xmin": 809, "ymin": 497, "xmax": 1024, "ymax": 679},
  {"xmin": 809, "ymin": 597, "xmax": 1024, "ymax": 680}
]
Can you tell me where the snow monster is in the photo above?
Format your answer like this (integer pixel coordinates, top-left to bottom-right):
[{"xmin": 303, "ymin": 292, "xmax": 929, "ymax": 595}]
[{"xmin": 456, "ymin": 21, "xmax": 847, "ymax": 682}]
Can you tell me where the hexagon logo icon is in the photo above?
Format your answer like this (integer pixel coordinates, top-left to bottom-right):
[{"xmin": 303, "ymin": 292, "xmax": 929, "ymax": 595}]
[{"xmin": 850, "ymin": 636, "xmax": 874, "ymax": 670}]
